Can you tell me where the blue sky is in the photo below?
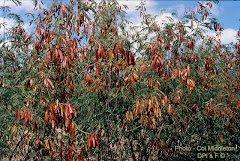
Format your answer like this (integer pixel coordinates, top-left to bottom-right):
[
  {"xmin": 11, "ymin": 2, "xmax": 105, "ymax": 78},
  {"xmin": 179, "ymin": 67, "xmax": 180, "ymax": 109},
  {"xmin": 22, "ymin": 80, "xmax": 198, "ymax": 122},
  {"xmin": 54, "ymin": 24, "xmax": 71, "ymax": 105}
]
[
  {"xmin": 119, "ymin": 0, "xmax": 240, "ymax": 44},
  {"xmin": 149, "ymin": 1, "xmax": 239, "ymax": 30},
  {"xmin": 0, "ymin": 0, "xmax": 239, "ymax": 44}
]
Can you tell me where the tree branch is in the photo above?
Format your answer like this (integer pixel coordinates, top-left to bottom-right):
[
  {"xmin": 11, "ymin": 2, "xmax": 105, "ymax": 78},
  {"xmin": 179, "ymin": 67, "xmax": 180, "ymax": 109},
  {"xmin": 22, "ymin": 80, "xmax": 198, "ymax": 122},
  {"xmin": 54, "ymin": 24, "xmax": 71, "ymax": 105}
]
[
  {"xmin": 9, "ymin": 129, "xmax": 25, "ymax": 161},
  {"xmin": 126, "ymin": 125, "xmax": 142, "ymax": 133},
  {"xmin": 78, "ymin": 129, "xmax": 90, "ymax": 135}
]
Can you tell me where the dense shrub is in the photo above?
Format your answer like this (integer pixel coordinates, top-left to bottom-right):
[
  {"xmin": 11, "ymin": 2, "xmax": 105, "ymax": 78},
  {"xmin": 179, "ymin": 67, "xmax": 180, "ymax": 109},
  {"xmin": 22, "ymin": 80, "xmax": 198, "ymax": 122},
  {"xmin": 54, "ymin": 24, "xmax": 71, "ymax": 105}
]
[{"xmin": 0, "ymin": 0, "xmax": 239, "ymax": 160}]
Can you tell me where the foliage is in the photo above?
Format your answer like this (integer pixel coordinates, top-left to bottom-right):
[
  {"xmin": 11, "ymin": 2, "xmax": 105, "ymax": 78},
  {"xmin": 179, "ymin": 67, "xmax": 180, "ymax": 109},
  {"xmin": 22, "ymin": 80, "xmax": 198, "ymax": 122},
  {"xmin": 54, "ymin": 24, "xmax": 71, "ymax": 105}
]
[{"xmin": 0, "ymin": 0, "xmax": 239, "ymax": 160}]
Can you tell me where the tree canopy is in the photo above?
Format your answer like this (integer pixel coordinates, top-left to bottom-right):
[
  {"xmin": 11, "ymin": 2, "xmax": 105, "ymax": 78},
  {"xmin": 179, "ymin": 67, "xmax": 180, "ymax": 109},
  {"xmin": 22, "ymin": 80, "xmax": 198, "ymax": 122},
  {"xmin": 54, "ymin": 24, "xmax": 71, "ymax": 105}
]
[{"xmin": 0, "ymin": 0, "xmax": 239, "ymax": 160}]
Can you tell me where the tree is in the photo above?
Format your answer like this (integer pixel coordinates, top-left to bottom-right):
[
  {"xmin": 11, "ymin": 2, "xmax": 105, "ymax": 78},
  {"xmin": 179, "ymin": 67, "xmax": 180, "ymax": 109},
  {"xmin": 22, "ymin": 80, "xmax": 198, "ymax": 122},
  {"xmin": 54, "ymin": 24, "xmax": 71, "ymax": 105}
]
[{"xmin": 0, "ymin": 0, "xmax": 239, "ymax": 160}]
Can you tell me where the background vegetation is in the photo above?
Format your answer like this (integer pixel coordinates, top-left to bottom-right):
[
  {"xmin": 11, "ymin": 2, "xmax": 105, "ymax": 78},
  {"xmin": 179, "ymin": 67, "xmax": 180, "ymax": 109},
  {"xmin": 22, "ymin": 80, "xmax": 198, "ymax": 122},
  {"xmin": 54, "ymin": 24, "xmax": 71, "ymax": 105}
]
[{"xmin": 0, "ymin": 0, "xmax": 239, "ymax": 160}]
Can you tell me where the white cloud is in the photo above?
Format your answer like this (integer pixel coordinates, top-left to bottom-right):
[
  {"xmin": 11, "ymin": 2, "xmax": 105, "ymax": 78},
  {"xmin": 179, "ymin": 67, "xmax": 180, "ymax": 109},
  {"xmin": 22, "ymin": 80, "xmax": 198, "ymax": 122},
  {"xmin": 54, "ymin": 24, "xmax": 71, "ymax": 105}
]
[
  {"xmin": 218, "ymin": 28, "xmax": 237, "ymax": 44},
  {"xmin": 156, "ymin": 13, "xmax": 178, "ymax": 26},
  {"xmin": 23, "ymin": 22, "xmax": 32, "ymax": 29},
  {"xmin": 176, "ymin": 4, "xmax": 186, "ymax": 16},
  {"xmin": 0, "ymin": 1, "xmax": 44, "ymax": 14},
  {"xmin": 118, "ymin": 1, "xmax": 182, "ymax": 56},
  {"xmin": 0, "ymin": 40, "xmax": 12, "ymax": 48},
  {"xmin": 119, "ymin": 1, "xmax": 158, "ymax": 13},
  {"xmin": 119, "ymin": 1, "xmax": 159, "ymax": 26},
  {"xmin": 0, "ymin": 17, "xmax": 15, "ymax": 35},
  {"xmin": 206, "ymin": 28, "xmax": 237, "ymax": 44},
  {"xmin": 0, "ymin": 1, "xmax": 47, "ymax": 34},
  {"xmin": 118, "ymin": 1, "xmax": 141, "ymax": 14},
  {"xmin": 210, "ymin": 4, "xmax": 220, "ymax": 16},
  {"xmin": 118, "ymin": 1, "xmax": 237, "ymax": 46},
  {"xmin": 202, "ymin": 2, "xmax": 223, "ymax": 16},
  {"xmin": 0, "ymin": 17, "xmax": 34, "ymax": 35},
  {"xmin": 165, "ymin": 4, "xmax": 185, "ymax": 17}
]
